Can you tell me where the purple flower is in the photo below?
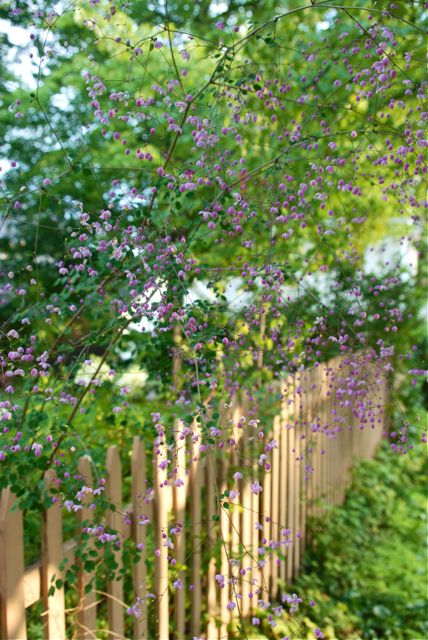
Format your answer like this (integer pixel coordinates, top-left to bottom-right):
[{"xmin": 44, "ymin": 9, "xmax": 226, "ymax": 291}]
[
  {"xmin": 31, "ymin": 443, "xmax": 43, "ymax": 457},
  {"xmin": 251, "ymin": 481, "xmax": 263, "ymax": 495}
]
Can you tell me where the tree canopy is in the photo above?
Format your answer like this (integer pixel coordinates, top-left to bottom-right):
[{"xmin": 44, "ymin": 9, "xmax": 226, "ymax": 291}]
[{"xmin": 0, "ymin": 0, "xmax": 426, "ymax": 636}]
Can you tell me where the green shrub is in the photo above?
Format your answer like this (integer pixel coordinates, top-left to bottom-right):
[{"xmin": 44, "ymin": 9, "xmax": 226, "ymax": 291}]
[{"xmin": 287, "ymin": 442, "xmax": 428, "ymax": 639}]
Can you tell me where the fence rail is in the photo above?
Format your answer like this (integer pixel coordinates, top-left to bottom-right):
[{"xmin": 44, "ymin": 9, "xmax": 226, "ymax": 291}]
[{"xmin": 0, "ymin": 355, "xmax": 388, "ymax": 639}]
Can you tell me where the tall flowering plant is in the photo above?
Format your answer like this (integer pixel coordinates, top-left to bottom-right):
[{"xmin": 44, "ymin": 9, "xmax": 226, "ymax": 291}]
[{"xmin": 0, "ymin": 0, "xmax": 426, "ymax": 635}]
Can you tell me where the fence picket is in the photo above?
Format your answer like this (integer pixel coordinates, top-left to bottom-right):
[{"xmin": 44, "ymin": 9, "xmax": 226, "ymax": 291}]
[
  {"xmin": 0, "ymin": 488, "xmax": 27, "ymax": 640},
  {"xmin": 172, "ymin": 424, "xmax": 186, "ymax": 640},
  {"xmin": 230, "ymin": 404, "xmax": 242, "ymax": 619},
  {"xmin": 293, "ymin": 379, "xmax": 301, "ymax": 577},
  {"xmin": 106, "ymin": 446, "xmax": 125, "ymax": 639},
  {"xmin": 131, "ymin": 437, "xmax": 148, "ymax": 640},
  {"xmin": 270, "ymin": 415, "xmax": 280, "ymax": 597},
  {"xmin": 296, "ymin": 372, "xmax": 303, "ymax": 559},
  {"xmin": 251, "ymin": 461, "xmax": 260, "ymax": 610},
  {"xmin": 77, "ymin": 456, "xmax": 97, "ymax": 640},
  {"xmin": 154, "ymin": 441, "xmax": 170, "ymax": 640},
  {"xmin": 41, "ymin": 469, "xmax": 66, "ymax": 640},
  {"xmin": 286, "ymin": 418, "xmax": 295, "ymax": 584},
  {"xmin": 189, "ymin": 422, "xmax": 202, "ymax": 638},
  {"xmin": 279, "ymin": 388, "xmax": 288, "ymax": 586},
  {"xmin": 261, "ymin": 451, "xmax": 272, "ymax": 597},
  {"xmin": 206, "ymin": 453, "xmax": 218, "ymax": 640},
  {"xmin": 219, "ymin": 453, "xmax": 231, "ymax": 638}
]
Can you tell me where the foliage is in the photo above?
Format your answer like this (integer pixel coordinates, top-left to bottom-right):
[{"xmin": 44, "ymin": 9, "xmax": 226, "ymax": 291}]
[
  {"xmin": 255, "ymin": 440, "xmax": 428, "ymax": 640},
  {"xmin": 0, "ymin": 0, "xmax": 426, "ymax": 636}
]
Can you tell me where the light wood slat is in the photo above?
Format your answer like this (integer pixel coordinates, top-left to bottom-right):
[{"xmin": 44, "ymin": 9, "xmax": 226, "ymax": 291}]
[
  {"xmin": 231, "ymin": 402, "xmax": 245, "ymax": 618},
  {"xmin": 270, "ymin": 415, "xmax": 280, "ymax": 597},
  {"xmin": 320, "ymin": 366, "xmax": 329, "ymax": 512},
  {"xmin": 301, "ymin": 370, "xmax": 311, "ymax": 556},
  {"xmin": 0, "ymin": 488, "xmax": 27, "ymax": 640},
  {"xmin": 41, "ymin": 469, "xmax": 66, "ymax": 640},
  {"xmin": 23, "ymin": 565, "xmax": 41, "ymax": 610},
  {"xmin": 219, "ymin": 454, "xmax": 231, "ymax": 639},
  {"xmin": 313, "ymin": 427, "xmax": 321, "ymax": 520},
  {"xmin": 154, "ymin": 441, "xmax": 170, "ymax": 640},
  {"xmin": 341, "ymin": 421, "xmax": 347, "ymax": 503},
  {"xmin": 131, "ymin": 437, "xmax": 148, "ymax": 640},
  {"xmin": 316, "ymin": 364, "xmax": 328, "ymax": 518},
  {"xmin": 293, "ymin": 375, "xmax": 301, "ymax": 578},
  {"xmin": 106, "ymin": 447, "xmax": 125, "ymax": 639},
  {"xmin": 306, "ymin": 366, "xmax": 321, "ymax": 535},
  {"xmin": 206, "ymin": 452, "xmax": 218, "ymax": 640},
  {"xmin": 377, "ymin": 374, "xmax": 387, "ymax": 449},
  {"xmin": 172, "ymin": 424, "xmax": 186, "ymax": 640},
  {"xmin": 189, "ymin": 421, "xmax": 202, "ymax": 638},
  {"xmin": 77, "ymin": 456, "xmax": 97, "ymax": 640},
  {"xmin": 335, "ymin": 359, "xmax": 344, "ymax": 505},
  {"xmin": 286, "ymin": 419, "xmax": 295, "ymax": 585},
  {"xmin": 305, "ymin": 371, "xmax": 312, "ymax": 528},
  {"xmin": 334, "ymin": 426, "xmax": 339, "ymax": 505},
  {"xmin": 261, "ymin": 449, "xmax": 272, "ymax": 598},
  {"xmin": 239, "ymin": 437, "xmax": 251, "ymax": 617},
  {"xmin": 337, "ymin": 424, "xmax": 344, "ymax": 506},
  {"xmin": 279, "ymin": 383, "xmax": 289, "ymax": 586},
  {"xmin": 230, "ymin": 403, "xmax": 242, "ymax": 617},
  {"xmin": 345, "ymin": 421, "xmax": 352, "ymax": 494},
  {"xmin": 328, "ymin": 364, "xmax": 335, "ymax": 502},
  {"xmin": 250, "ymin": 462, "xmax": 260, "ymax": 610},
  {"xmin": 298, "ymin": 372, "xmax": 307, "ymax": 560}
]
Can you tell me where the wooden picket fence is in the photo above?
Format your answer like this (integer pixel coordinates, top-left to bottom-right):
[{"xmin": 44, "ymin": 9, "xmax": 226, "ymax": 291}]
[{"xmin": 0, "ymin": 355, "xmax": 388, "ymax": 640}]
